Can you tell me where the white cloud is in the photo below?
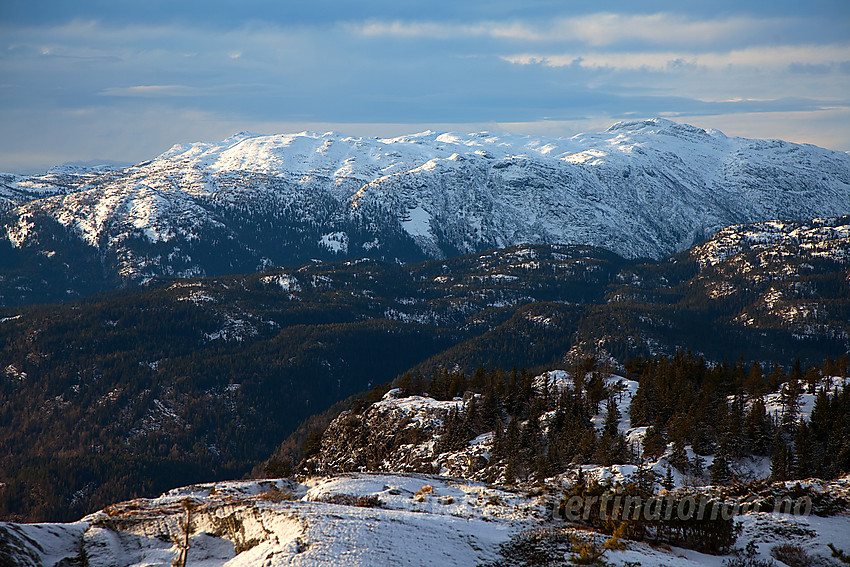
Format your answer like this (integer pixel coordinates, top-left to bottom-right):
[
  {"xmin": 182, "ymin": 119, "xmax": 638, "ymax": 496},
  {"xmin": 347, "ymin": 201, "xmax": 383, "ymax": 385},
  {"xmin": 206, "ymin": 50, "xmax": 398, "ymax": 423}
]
[
  {"xmin": 99, "ymin": 85, "xmax": 204, "ymax": 97},
  {"xmin": 550, "ymin": 13, "xmax": 783, "ymax": 47},
  {"xmin": 351, "ymin": 13, "xmax": 790, "ymax": 47},
  {"xmin": 503, "ymin": 44, "xmax": 850, "ymax": 72}
]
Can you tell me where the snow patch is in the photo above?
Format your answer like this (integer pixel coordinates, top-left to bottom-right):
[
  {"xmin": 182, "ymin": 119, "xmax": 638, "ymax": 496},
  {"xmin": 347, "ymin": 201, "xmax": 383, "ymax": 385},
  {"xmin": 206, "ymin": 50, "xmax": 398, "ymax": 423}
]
[
  {"xmin": 401, "ymin": 206, "xmax": 433, "ymax": 238},
  {"xmin": 318, "ymin": 232, "xmax": 349, "ymax": 254}
]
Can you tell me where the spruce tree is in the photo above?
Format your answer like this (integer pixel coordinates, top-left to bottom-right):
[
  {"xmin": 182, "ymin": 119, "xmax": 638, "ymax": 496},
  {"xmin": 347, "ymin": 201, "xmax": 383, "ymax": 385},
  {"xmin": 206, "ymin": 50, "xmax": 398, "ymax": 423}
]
[
  {"xmin": 603, "ymin": 395, "xmax": 621, "ymax": 438},
  {"xmin": 642, "ymin": 426, "xmax": 666, "ymax": 460},
  {"xmin": 744, "ymin": 362, "xmax": 763, "ymax": 396},
  {"xmin": 792, "ymin": 421, "xmax": 814, "ymax": 479},
  {"xmin": 770, "ymin": 432, "xmax": 792, "ymax": 482},
  {"xmin": 691, "ymin": 454, "xmax": 705, "ymax": 478},
  {"xmin": 662, "ymin": 466, "xmax": 675, "ymax": 491},
  {"xmin": 709, "ymin": 452, "xmax": 732, "ymax": 485},
  {"xmin": 670, "ymin": 438, "xmax": 690, "ymax": 473},
  {"xmin": 745, "ymin": 397, "xmax": 772, "ymax": 455},
  {"xmin": 780, "ymin": 377, "xmax": 802, "ymax": 431}
]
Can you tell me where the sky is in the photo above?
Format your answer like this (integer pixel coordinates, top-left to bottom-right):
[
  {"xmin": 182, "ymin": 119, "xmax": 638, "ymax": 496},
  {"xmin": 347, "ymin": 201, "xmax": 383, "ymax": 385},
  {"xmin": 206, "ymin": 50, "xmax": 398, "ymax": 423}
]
[{"xmin": 1, "ymin": 0, "xmax": 849, "ymax": 174}]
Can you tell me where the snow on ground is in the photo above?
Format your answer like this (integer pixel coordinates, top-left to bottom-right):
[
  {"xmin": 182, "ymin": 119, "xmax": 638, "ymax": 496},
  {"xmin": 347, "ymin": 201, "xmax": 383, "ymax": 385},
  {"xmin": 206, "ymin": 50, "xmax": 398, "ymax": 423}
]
[
  {"xmin": 401, "ymin": 205, "xmax": 433, "ymax": 238},
  {"xmin": 3, "ymin": 473, "xmax": 849, "ymax": 567},
  {"xmin": 763, "ymin": 375, "xmax": 849, "ymax": 422},
  {"xmin": 318, "ymin": 231, "xmax": 349, "ymax": 254},
  {"xmin": 4, "ymin": 371, "xmax": 849, "ymax": 566}
]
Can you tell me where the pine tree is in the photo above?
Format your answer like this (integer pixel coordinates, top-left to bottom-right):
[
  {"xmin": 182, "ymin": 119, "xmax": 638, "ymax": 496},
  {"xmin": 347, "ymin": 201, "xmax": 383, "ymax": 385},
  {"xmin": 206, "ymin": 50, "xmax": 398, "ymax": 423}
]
[
  {"xmin": 397, "ymin": 372, "xmax": 412, "ymax": 396},
  {"xmin": 744, "ymin": 362, "xmax": 763, "ymax": 396},
  {"xmin": 709, "ymin": 452, "xmax": 732, "ymax": 485},
  {"xmin": 633, "ymin": 461, "xmax": 657, "ymax": 495},
  {"xmin": 603, "ymin": 395, "xmax": 621, "ymax": 438},
  {"xmin": 792, "ymin": 421, "xmax": 814, "ymax": 479},
  {"xmin": 471, "ymin": 365, "xmax": 486, "ymax": 391},
  {"xmin": 579, "ymin": 429, "xmax": 597, "ymax": 463},
  {"xmin": 691, "ymin": 454, "xmax": 705, "ymax": 478},
  {"xmin": 505, "ymin": 418, "xmax": 520, "ymax": 480},
  {"xmin": 780, "ymin": 378, "xmax": 802, "ymax": 430},
  {"xmin": 520, "ymin": 407, "xmax": 542, "ymax": 475},
  {"xmin": 642, "ymin": 426, "xmax": 666, "ymax": 460},
  {"xmin": 662, "ymin": 466, "xmax": 675, "ymax": 491},
  {"xmin": 768, "ymin": 363, "xmax": 786, "ymax": 392},
  {"xmin": 770, "ymin": 432, "xmax": 792, "ymax": 482},
  {"xmin": 463, "ymin": 395, "xmax": 480, "ymax": 438},
  {"xmin": 670, "ymin": 438, "xmax": 690, "ymax": 473},
  {"xmin": 725, "ymin": 395, "xmax": 745, "ymax": 458},
  {"xmin": 480, "ymin": 386, "xmax": 500, "ymax": 431},
  {"xmin": 745, "ymin": 397, "xmax": 772, "ymax": 456},
  {"xmin": 491, "ymin": 418, "xmax": 505, "ymax": 462},
  {"xmin": 586, "ymin": 372, "xmax": 606, "ymax": 415}
]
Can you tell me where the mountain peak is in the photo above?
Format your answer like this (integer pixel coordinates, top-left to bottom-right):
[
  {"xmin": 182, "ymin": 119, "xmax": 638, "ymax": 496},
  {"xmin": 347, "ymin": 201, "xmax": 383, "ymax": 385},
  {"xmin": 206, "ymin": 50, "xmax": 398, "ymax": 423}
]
[
  {"xmin": 606, "ymin": 117, "xmax": 677, "ymax": 132},
  {"xmin": 3, "ymin": 119, "xmax": 850, "ymax": 303},
  {"xmin": 223, "ymin": 131, "xmax": 262, "ymax": 143}
]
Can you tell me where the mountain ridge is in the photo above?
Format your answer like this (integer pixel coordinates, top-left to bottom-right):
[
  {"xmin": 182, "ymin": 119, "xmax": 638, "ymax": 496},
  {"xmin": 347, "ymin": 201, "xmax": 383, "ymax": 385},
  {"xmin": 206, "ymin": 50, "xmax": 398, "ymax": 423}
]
[{"xmin": 2, "ymin": 118, "xmax": 849, "ymax": 305}]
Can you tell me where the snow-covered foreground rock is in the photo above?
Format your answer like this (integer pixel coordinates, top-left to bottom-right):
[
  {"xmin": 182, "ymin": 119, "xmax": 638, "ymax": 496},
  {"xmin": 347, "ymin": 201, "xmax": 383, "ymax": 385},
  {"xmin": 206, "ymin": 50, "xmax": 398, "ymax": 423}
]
[
  {"xmin": 5, "ymin": 371, "xmax": 849, "ymax": 566},
  {"xmin": 2, "ymin": 473, "xmax": 849, "ymax": 566}
]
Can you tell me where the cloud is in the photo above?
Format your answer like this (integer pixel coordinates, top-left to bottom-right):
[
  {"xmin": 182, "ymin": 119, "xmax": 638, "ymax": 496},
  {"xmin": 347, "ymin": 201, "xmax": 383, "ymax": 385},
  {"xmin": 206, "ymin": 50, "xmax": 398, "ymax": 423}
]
[
  {"xmin": 503, "ymin": 44, "xmax": 850, "ymax": 72},
  {"xmin": 351, "ymin": 13, "xmax": 791, "ymax": 47},
  {"xmin": 1, "ymin": 9, "xmax": 849, "ymax": 173},
  {"xmin": 99, "ymin": 85, "xmax": 206, "ymax": 97}
]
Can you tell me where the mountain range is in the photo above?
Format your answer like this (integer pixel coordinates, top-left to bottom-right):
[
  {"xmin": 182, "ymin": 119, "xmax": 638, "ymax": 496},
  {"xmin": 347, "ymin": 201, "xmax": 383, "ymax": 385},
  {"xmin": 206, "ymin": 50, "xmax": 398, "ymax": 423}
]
[
  {"xmin": 1, "ymin": 118, "xmax": 850, "ymax": 535},
  {"xmin": 2, "ymin": 118, "xmax": 850, "ymax": 305}
]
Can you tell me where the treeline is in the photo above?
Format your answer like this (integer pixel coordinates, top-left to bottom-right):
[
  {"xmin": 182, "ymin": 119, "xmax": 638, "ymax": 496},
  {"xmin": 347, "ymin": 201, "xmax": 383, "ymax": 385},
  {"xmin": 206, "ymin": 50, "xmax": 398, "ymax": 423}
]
[
  {"xmin": 627, "ymin": 351, "xmax": 850, "ymax": 483},
  {"xmin": 302, "ymin": 353, "xmax": 850, "ymax": 554},
  {"xmin": 408, "ymin": 360, "xmax": 633, "ymax": 483},
  {"xmin": 298, "ymin": 352, "xmax": 850, "ymax": 488}
]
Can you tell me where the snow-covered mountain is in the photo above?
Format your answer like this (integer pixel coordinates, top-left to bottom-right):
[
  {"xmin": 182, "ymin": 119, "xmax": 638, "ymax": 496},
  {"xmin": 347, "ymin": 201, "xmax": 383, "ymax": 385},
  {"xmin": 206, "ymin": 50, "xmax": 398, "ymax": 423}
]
[{"xmin": 3, "ymin": 119, "xmax": 850, "ymax": 295}]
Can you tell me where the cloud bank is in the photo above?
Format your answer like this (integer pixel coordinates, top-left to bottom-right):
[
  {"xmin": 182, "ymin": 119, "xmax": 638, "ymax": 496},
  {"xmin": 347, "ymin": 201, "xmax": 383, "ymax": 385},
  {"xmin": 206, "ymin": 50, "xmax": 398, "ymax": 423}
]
[{"xmin": 1, "ymin": 3, "xmax": 848, "ymax": 173}]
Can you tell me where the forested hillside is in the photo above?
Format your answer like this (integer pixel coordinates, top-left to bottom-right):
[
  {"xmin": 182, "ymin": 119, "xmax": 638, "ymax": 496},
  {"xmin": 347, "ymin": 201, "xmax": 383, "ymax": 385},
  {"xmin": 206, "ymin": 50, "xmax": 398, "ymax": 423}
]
[{"xmin": 1, "ymin": 217, "xmax": 848, "ymax": 521}]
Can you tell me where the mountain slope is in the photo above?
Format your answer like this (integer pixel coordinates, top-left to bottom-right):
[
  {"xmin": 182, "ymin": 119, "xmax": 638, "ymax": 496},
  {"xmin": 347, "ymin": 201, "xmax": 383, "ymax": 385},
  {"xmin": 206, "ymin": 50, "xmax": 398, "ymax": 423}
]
[
  {"xmin": 1, "ymin": 217, "xmax": 848, "ymax": 521},
  {"xmin": 3, "ymin": 119, "xmax": 850, "ymax": 305}
]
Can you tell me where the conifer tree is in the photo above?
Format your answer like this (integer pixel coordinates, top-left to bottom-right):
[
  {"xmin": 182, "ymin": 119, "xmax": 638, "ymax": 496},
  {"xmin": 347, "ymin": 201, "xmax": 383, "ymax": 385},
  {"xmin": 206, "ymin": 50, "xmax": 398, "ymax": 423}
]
[
  {"xmin": 744, "ymin": 362, "xmax": 763, "ymax": 396},
  {"xmin": 770, "ymin": 432, "xmax": 792, "ymax": 482},
  {"xmin": 505, "ymin": 418, "xmax": 520, "ymax": 479},
  {"xmin": 586, "ymin": 372, "xmax": 606, "ymax": 415},
  {"xmin": 642, "ymin": 426, "xmax": 666, "ymax": 460},
  {"xmin": 662, "ymin": 466, "xmax": 675, "ymax": 491},
  {"xmin": 768, "ymin": 363, "xmax": 786, "ymax": 392},
  {"xmin": 603, "ymin": 395, "xmax": 620, "ymax": 439},
  {"xmin": 792, "ymin": 421, "xmax": 814, "ymax": 479},
  {"xmin": 491, "ymin": 418, "xmax": 505, "ymax": 462},
  {"xmin": 745, "ymin": 396, "xmax": 772, "ymax": 455},
  {"xmin": 463, "ymin": 395, "xmax": 480, "ymax": 438},
  {"xmin": 725, "ymin": 394, "xmax": 745, "ymax": 458},
  {"xmin": 780, "ymin": 377, "xmax": 802, "ymax": 431},
  {"xmin": 691, "ymin": 454, "xmax": 705, "ymax": 478},
  {"xmin": 709, "ymin": 452, "xmax": 732, "ymax": 485},
  {"xmin": 669, "ymin": 438, "xmax": 690, "ymax": 473},
  {"xmin": 480, "ymin": 386, "xmax": 500, "ymax": 431},
  {"xmin": 633, "ymin": 461, "xmax": 657, "ymax": 494}
]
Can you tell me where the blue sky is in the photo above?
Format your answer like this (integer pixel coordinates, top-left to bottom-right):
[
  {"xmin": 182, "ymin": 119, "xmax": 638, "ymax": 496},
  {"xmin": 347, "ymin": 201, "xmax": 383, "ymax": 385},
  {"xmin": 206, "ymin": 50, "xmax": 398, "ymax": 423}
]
[{"xmin": 1, "ymin": 1, "xmax": 848, "ymax": 173}]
